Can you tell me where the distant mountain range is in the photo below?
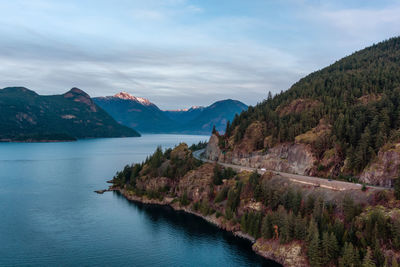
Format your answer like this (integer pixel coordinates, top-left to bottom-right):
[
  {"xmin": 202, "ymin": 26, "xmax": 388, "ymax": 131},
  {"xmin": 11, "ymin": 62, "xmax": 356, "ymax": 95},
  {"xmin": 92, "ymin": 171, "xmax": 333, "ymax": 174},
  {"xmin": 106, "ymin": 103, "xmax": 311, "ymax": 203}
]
[
  {"xmin": 0, "ymin": 87, "xmax": 140, "ymax": 142},
  {"xmin": 94, "ymin": 92, "xmax": 248, "ymax": 134}
]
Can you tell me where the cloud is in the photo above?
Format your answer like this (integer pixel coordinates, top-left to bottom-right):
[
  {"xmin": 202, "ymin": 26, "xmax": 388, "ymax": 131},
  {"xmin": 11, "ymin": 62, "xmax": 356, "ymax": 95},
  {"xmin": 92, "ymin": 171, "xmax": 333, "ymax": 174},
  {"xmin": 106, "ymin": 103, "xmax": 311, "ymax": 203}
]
[{"xmin": 0, "ymin": 0, "xmax": 399, "ymax": 109}]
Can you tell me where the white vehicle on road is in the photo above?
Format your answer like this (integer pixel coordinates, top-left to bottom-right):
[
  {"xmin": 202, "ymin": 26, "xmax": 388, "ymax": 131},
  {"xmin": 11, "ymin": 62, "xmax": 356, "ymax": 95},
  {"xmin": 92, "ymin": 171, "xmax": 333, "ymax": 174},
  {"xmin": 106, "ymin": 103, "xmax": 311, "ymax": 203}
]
[{"xmin": 260, "ymin": 168, "xmax": 266, "ymax": 172}]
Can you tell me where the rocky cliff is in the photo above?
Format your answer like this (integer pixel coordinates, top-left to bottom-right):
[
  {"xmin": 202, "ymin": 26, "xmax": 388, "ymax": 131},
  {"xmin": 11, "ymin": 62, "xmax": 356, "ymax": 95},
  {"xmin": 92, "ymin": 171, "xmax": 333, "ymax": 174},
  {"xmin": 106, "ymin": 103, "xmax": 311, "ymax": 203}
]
[
  {"xmin": 359, "ymin": 143, "xmax": 400, "ymax": 187},
  {"xmin": 205, "ymin": 133, "xmax": 316, "ymax": 175}
]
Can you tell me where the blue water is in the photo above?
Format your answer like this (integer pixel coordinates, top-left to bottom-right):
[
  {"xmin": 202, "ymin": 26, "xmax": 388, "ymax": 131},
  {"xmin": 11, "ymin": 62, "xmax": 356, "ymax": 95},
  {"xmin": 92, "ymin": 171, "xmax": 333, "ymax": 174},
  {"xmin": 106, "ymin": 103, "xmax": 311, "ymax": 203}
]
[{"xmin": 0, "ymin": 135, "xmax": 279, "ymax": 266}]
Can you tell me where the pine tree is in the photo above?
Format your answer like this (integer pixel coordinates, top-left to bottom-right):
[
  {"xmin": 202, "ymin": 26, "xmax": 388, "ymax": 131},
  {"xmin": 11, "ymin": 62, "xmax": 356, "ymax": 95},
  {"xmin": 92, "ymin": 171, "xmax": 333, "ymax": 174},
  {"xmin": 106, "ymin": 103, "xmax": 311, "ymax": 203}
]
[
  {"xmin": 395, "ymin": 178, "xmax": 400, "ymax": 200},
  {"xmin": 383, "ymin": 257, "xmax": 388, "ymax": 267},
  {"xmin": 339, "ymin": 242, "xmax": 357, "ymax": 267},
  {"xmin": 212, "ymin": 125, "xmax": 217, "ymax": 134},
  {"xmin": 308, "ymin": 231, "xmax": 322, "ymax": 267},
  {"xmin": 294, "ymin": 214, "xmax": 306, "ymax": 240},
  {"xmin": 393, "ymin": 257, "xmax": 399, "ymax": 267},
  {"xmin": 322, "ymin": 231, "xmax": 338, "ymax": 265},
  {"xmin": 225, "ymin": 121, "xmax": 231, "ymax": 136},
  {"xmin": 306, "ymin": 219, "xmax": 318, "ymax": 244},
  {"xmin": 262, "ymin": 214, "xmax": 272, "ymax": 239},
  {"xmin": 373, "ymin": 240, "xmax": 384, "ymax": 266},
  {"xmin": 362, "ymin": 247, "xmax": 376, "ymax": 267},
  {"xmin": 328, "ymin": 232, "xmax": 339, "ymax": 260}
]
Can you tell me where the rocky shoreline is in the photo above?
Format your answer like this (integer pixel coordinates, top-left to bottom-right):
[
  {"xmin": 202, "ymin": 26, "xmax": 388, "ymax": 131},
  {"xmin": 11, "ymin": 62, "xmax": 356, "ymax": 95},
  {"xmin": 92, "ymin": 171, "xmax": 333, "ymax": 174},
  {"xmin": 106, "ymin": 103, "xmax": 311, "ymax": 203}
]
[{"xmin": 103, "ymin": 186, "xmax": 307, "ymax": 267}]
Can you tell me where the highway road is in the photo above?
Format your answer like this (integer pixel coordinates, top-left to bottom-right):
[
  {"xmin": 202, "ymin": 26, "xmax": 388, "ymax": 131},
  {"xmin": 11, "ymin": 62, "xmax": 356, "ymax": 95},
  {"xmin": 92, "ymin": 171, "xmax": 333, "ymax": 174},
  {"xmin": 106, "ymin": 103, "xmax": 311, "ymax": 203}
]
[{"xmin": 193, "ymin": 149, "xmax": 387, "ymax": 191}]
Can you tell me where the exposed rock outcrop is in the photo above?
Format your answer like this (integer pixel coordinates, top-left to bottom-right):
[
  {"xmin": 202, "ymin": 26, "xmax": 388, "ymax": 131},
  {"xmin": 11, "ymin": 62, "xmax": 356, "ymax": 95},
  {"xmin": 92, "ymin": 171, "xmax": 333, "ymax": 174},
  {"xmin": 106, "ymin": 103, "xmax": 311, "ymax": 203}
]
[
  {"xmin": 63, "ymin": 87, "xmax": 97, "ymax": 112},
  {"xmin": 276, "ymin": 99, "xmax": 320, "ymax": 117},
  {"xmin": 205, "ymin": 134, "xmax": 221, "ymax": 161},
  {"xmin": 359, "ymin": 143, "xmax": 400, "ymax": 187},
  {"xmin": 230, "ymin": 143, "xmax": 315, "ymax": 175},
  {"xmin": 205, "ymin": 133, "xmax": 316, "ymax": 175},
  {"xmin": 253, "ymin": 240, "xmax": 308, "ymax": 267}
]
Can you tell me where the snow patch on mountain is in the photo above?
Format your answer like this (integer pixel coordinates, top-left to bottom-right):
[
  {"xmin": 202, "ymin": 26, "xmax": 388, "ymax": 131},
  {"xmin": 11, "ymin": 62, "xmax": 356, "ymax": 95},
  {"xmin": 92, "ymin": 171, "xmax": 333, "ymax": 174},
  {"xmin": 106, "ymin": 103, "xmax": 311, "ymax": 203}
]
[{"xmin": 113, "ymin": 92, "xmax": 152, "ymax": 105}]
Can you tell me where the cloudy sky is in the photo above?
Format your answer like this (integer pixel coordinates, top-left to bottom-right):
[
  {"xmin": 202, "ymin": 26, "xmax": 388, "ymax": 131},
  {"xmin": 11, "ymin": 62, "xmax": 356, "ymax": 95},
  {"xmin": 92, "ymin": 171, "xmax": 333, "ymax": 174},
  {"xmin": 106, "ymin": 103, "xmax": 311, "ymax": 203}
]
[{"xmin": 0, "ymin": 0, "xmax": 399, "ymax": 109}]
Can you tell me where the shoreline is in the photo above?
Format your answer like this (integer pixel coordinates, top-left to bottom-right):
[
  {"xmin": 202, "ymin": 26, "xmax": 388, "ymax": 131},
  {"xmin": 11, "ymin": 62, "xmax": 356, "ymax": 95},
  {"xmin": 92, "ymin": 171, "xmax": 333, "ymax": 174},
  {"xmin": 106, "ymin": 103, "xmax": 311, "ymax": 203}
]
[
  {"xmin": 0, "ymin": 139, "xmax": 77, "ymax": 143},
  {"xmin": 107, "ymin": 187, "xmax": 305, "ymax": 267}
]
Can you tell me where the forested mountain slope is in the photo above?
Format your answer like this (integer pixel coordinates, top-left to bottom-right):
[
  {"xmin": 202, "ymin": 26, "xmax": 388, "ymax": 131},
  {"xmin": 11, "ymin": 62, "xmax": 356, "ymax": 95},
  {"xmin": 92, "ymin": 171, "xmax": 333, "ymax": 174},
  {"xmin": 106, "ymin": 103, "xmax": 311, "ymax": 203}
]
[
  {"xmin": 210, "ymin": 37, "xmax": 400, "ymax": 186},
  {"xmin": 94, "ymin": 92, "xmax": 175, "ymax": 133},
  {"xmin": 95, "ymin": 93, "xmax": 247, "ymax": 134},
  {"xmin": 0, "ymin": 87, "xmax": 140, "ymax": 141}
]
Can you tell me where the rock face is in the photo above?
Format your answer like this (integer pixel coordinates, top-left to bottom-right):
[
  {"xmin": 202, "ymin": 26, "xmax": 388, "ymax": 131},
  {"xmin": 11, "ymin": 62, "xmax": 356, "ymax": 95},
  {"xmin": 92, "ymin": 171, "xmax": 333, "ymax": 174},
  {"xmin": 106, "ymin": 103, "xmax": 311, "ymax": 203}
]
[
  {"xmin": 177, "ymin": 164, "xmax": 214, "ymax": 203},
  {"xmin": 276, "ymin": 98, "xmax": 320, "ymax": 117},
  {"xmin": 205, "ymin": 134, "xmax": 316, "ymax": 175},
  {"xmin": 253, "ymin": 240, "xmax": 308, "ymax": 267},
  {"xmin": 63, "ymin": 87, "xmax": 97, "ymax": 111},
  {"xmin": 231, "ymin": 143, "xmax": 315, "ymax": 175},
  {"xmin": 359, "ymin": 143, "xmax": 400, "ymax": 187},
  {"xmin": 205, "ymin": 134, "xmax": 221, "ymax": 161}
]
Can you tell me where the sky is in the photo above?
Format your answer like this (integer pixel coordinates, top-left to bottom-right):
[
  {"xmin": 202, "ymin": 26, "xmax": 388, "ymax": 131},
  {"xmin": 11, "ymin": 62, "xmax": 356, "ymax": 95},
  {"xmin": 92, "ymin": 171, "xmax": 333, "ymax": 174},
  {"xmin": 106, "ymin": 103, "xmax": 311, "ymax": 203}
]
[{"xmin": 0, "ymin": 0, "xmax": 400, "ymax": 109}]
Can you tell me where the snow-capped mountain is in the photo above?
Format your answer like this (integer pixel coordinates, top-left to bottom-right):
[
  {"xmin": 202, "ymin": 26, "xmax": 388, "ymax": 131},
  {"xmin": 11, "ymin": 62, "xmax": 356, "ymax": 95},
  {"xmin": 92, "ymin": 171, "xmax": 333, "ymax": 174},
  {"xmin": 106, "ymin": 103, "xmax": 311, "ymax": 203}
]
[
  {"xmin": 113, "ymin": 92, "xmax": 152, "ymax": 106},
  {"xmin": 94, "ymin": 92, "xmax": 248, "ymax": 134}
]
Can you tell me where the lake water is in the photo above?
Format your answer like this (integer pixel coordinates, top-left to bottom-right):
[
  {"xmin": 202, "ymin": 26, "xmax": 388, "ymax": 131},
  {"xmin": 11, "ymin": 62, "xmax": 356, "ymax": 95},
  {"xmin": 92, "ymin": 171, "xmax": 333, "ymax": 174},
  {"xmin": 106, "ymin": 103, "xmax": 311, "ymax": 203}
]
[{"xmin": 0, "ymin": 135, "xmax": 279, "ymax": 266}]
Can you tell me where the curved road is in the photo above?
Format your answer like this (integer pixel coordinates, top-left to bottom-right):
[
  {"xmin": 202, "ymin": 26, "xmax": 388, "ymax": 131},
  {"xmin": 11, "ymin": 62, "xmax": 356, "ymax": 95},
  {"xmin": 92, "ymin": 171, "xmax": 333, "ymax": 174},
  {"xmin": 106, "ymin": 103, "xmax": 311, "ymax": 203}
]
[{"xmin": 193, "ymin": 149, "xmax": 387, "ymax": 191}]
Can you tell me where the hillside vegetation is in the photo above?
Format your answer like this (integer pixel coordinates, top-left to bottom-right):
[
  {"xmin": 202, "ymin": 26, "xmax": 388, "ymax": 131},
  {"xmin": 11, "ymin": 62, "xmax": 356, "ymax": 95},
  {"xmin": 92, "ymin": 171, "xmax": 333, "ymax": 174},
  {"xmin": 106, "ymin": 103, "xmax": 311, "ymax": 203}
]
[
  {"xmin": 221, "ymin": 37, "xmax": 400, "ymax": 180},
  {"xmin": 0, "ymin": 87, "xmax": 140, "ymax": 141},
  {"xmin": 112, "ymin": 143, "xmax": 400, "ymax": 267}
]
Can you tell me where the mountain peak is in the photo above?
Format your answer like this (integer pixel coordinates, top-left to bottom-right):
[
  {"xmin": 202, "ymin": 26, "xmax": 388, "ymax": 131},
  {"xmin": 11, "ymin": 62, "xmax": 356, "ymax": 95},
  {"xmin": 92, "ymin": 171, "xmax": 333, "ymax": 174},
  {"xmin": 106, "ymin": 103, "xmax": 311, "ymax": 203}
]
[
  {"xmin": 64, "ymin": 87, "xmax": 91, "ymax": 98},
  {"xmin": 114, "ymin": 92, "xmax": 151, "ymax": 105},
  {"xmin": 63, "ymin": 88, "xmax": 95, "ymax": 110}
]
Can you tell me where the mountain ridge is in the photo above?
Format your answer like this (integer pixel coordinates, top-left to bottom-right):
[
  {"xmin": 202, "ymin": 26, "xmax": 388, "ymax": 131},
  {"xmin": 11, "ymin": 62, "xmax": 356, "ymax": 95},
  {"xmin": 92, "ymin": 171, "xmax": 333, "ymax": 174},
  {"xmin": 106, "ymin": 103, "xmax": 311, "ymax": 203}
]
[
  {"xmin": 207, "ymin": 36, "xmax": 400, "ymax": 186},
  {"xmin": 0, "ymin": 87, "xmax": 140, "ymax": 141},
  {"xmin": 94, "ymin": 92, "xmax": 247, "ymax": 134}
]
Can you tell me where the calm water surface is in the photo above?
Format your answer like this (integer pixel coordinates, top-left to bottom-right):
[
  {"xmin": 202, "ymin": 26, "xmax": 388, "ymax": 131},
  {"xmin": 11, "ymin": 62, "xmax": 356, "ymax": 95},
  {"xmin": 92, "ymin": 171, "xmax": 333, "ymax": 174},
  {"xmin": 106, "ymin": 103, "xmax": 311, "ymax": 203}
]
[{"xmin": 0, "ymin": 135, "xmax": 279, "ymax": 266}]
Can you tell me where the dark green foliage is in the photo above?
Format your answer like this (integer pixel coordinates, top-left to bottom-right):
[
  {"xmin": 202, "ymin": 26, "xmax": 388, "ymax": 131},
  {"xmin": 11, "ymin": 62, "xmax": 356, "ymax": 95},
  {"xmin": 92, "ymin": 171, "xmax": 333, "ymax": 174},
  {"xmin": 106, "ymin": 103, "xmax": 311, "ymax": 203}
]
[
  {"xmin": 213, "ymin": 164, "xmax": 223, "ymax": 185},
  {"xmin": 0, "ymin": 87, "xmax": 140, "ymax": 141},
  {"xmin": 189, "ymin": 141, "xmax": 208, "ymax": 151},
  {"xmin": 339, "ymin": 242, "xmax": 360, "ymax": 267},
  {"xmin": 342, "ymin": 195, "xmax": 363, "ymax": 224},
  {"xmin": 225, "ymin": 37, "xmax": 400, "ymax": 174},
  {"xmin": 113, "ymin": 144, "xmax": 202, "ymax": 187},
  {"xmin": 180, "ymin": 191, "xmax": 190, "ymax": 206},
  {"xmin": 262, "ymin": 213, "xmax": 273, "ymax": 239},
  {"xmin": 308, "ymin": 230, "xmax": 322, "ymax": 267},
  {"xmin": 249, "ymin": 171, "xmax": 261, "ymax": 189},
  {"xmin": 226, "ymin": 182, "xmax": 243, "ymax": 213},
  {"xmin": 241, "ymin": 211, "xmax": 263, "ymax": 238},
  {"xmin": 214, "ymin": 186, "xmax": 229, "ymax": 203},
  {"xmin": 362, "ymin": 183, "xmax": 367, "ymax": 191},
  {"xmin": 395, "ymin": 178, "xmax": 400, "ymax": 200},
  {"xmin": 213, "ymin": 164, "xmax": 236, "ymax": 185},
  {"xmin": 322, "ymin": 231, "xmax": 339, "ymax": 265},
  {"xmin": 199, "ymin": 199, "xmax": 212, "ymax": 216}
]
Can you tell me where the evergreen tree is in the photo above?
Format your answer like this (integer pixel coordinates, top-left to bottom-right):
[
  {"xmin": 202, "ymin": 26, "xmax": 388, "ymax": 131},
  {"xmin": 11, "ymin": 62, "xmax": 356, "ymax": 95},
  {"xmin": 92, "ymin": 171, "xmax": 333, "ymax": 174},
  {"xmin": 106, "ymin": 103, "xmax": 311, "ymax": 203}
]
[
  {"xmin": 262, "ymin": 214, "xmax": 272, "ymax": 239},
  {"xmin": 294, "ymin": 214, "xmax": 307, "ymax": 240},
  {"xmin": 393, "ymin": 257, "xmax": 399, "ymax": 267},
  {"xmin": 212, "ymin": 125, "xmax": 217, "ymax": 134},
  {"xmin": 322, "ymin": 231, "xmax": 338, "ymax": 265},
  {"xmin": 339, "ymin": 242, "xmax": 358, "ymax": 267},
  {"xmin": 328, "ymin": 232, "xmax": 339, "ymax": 260},
  {"xmin": 362, "ymin": 247, "xmax": 376, "ymax": 267},
  {"xmin": 306, "ymin": 219, "xmax": 318, "ymax": 244},
  {"xmin": 225, "ymin": 121, "xmax": 231, "ymax": 136},
  {"xmin": 308, "ymin": 231, "xmax": 322, "ymax": 267},
  {"xmin": 395, "ymin": 178, "xmax": 400, "ymax": 200}
]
